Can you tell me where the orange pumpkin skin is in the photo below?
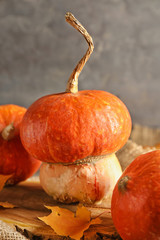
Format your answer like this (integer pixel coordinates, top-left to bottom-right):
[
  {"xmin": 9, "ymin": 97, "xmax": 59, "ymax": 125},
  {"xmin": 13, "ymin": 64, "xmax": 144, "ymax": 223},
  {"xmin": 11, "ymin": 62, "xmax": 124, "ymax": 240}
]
[
  {"xmin": 20, "ymin": 90, "xmax": 131, "ymax": 163},
  {"xmin": 111, "ymin": 150, "xmax": 160, "ymax": 240},
  {"xmin": 0, "ymin": 104, "xmax": 41, "ymax": 185}
]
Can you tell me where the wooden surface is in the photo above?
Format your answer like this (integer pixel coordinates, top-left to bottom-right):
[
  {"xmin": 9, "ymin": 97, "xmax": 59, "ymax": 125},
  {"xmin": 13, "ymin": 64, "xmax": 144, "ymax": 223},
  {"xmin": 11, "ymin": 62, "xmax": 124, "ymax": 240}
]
[{"xmin": 0, "ymin": 178, "xmax": 120, "ymax": 240}]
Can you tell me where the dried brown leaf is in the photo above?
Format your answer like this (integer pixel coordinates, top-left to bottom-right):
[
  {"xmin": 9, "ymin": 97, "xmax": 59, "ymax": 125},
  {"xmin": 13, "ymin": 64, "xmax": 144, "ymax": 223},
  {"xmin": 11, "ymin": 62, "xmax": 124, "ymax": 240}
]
[{"xmin": 0, "ymin": 201, "xmax": 15, "ymax": 208}]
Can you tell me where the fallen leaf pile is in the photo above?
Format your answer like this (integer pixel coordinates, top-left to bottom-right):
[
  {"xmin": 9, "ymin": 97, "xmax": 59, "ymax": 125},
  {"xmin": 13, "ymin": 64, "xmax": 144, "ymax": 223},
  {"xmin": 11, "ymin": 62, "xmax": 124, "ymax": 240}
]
[{"xmin": 38, "ymin": 205, "xmax": 102, "ymax": 240}]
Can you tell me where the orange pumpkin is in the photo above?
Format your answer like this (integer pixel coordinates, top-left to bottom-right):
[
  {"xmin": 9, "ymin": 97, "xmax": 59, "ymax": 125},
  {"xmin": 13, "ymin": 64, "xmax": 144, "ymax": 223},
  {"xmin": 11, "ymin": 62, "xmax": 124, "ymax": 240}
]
[
  {"xmin": 20, "ymin": 13, "xmax": 131, "ymax": 204},
  {"xmin": 111, "ymin": 150, "xmax": 160, "ymax": 240},
  {"xmin": 0, "ymin": 104, "xmax": 41, "ymax": 185},
  {"xmin": 20, "ymin": 13, "xmax": 131, "ymax": 164},
  {"xmin": 20, "ymin": 90, "xmax": 131, "ymax": 164}
]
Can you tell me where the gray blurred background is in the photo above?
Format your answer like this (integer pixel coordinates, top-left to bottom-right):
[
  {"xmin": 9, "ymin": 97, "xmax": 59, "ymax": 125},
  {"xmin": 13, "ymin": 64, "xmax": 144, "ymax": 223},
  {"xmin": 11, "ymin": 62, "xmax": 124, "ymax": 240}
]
[{"xmin": 0, "ymin": 0, "xmax": 160, "ymax": 127}]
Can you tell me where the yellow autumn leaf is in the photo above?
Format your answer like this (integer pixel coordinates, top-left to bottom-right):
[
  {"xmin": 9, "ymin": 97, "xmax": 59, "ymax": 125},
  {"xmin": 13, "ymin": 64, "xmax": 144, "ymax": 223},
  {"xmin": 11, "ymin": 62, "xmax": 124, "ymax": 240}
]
[
  {"xmin": 0, "ymin": 174, "xmax": 12, "ymax": 192},
  {"xmin": 38, "ymin": 205, "xmax": 102, "ymax": 240},
  {"xmin": 0, "ymin": 201, "xmax": 15, "ymax": 208}
]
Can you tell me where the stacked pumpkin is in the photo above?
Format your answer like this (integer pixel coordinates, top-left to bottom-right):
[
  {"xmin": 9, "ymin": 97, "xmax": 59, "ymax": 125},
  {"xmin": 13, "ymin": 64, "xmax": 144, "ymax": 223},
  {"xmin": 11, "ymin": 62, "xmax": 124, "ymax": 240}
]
[{"xmin": 20, "ymin": 13, "xmax": 132, "ymax": 205}]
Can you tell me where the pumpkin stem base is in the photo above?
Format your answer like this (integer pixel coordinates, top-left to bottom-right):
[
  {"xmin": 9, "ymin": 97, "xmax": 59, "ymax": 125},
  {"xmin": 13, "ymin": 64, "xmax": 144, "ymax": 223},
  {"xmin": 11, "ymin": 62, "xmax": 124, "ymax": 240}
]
[
  {"xmin": 118, "ymin": 175, "xmax": 130, "ymax": 193},
  {"xmin": 1, "ymin": 123, "xmax": 15, "ymax": 141}
]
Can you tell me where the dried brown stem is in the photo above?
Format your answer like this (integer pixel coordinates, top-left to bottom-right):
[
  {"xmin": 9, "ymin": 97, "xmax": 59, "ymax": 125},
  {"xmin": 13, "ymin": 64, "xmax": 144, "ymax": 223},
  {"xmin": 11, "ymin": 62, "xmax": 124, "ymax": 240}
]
[
  {"xmin": 65, "ymin": 12, "xmax": 94, "ymax": 94},
  {"xmin": 1, "ymin": 122, "xmax": 15, "ymax": 141},
  {"xmin": 118, "ymin": 176, "xmax": 130, "ymax": 193}
]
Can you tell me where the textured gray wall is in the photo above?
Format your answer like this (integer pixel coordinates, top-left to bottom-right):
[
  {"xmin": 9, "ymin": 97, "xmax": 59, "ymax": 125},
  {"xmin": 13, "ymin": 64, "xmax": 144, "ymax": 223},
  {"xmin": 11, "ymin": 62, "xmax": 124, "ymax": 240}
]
[{"xmin": 0, "ymin": 0, "xmax": 160, "ymax": 127}]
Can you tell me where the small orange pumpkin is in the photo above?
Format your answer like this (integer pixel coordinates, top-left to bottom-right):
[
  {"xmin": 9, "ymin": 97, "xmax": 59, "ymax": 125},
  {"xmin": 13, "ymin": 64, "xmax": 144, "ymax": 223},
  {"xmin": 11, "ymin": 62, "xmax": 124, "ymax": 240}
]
[
  {"xmin": 20, "ymin": 13, "xmax": 131, "ymax": 164},
  {"xmin": 0, "ymin": 104, "xmax": 41, "ymax": 185},
  {"xmin": 111, "ymin": 150, "xmax": 160, "ymax": 240},
  {"xmin": 20, "ymin": 13, "xmax": 131, "ymax": 204}
]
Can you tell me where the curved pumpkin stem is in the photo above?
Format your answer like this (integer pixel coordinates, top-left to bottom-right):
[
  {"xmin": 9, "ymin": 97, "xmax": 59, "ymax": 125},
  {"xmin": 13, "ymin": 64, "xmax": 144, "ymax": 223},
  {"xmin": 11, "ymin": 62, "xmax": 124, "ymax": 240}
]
[
  {"xmin": 1, "ymin": 123, "xmax": 15, "ymax": 141},
  {"xmin": 65, "ymin": 12, "xmax": 94, "ymax": 94}
]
